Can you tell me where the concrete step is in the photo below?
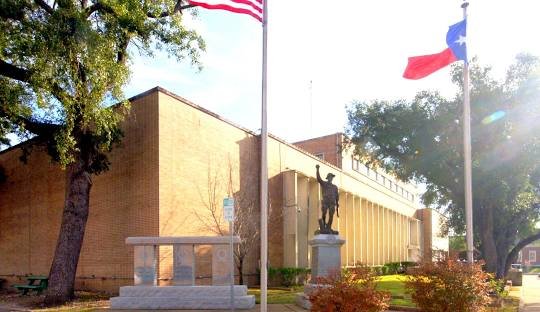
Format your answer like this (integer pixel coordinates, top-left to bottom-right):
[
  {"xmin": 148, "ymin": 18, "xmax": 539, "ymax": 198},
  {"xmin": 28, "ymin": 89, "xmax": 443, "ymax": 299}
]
[
  {"xmin": 110, "ymin": 295, "xmax": 256, "ymax": 310},
  {"xmin": 119, "ymin": 285, "xmax": 248, "ymax": 297}
]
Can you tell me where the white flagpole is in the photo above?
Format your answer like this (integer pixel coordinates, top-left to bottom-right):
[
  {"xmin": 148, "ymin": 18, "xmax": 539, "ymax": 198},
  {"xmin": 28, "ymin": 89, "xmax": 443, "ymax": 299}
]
[
  {"xmin": 461, "ymin": 1, "xmax": 474, "ymax": 264},
  {"xmin": 260, "ymin": 0, "xmax": 269, "ymax": 310}
]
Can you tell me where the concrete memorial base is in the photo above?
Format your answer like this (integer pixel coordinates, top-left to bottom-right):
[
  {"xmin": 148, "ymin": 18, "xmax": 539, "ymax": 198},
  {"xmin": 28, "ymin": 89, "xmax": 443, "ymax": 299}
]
[
  {"xmin": 296, "ymin": 234, "xmax": 345, "ymax": 310},
  {"xmin": 110, "ymin": 285, "xmax": 255, "ymax": 310}
]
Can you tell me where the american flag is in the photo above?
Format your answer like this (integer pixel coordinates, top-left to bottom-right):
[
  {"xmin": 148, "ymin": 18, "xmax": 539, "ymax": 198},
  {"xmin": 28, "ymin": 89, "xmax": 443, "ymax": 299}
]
[{"xmin": 188, "ymin": 0, "xmax": 263, "ymax": 22}]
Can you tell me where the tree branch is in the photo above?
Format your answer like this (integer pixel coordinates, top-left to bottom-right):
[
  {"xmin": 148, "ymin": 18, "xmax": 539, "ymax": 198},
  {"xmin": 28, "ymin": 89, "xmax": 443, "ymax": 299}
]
[
  {"xmin": 0, "ymin": 59, "xmax": 73, "ymax": 104},
  {"xmin": 146, "ymin": 2, "xmax": 195, "ymax": 18},
  {"xmin": 86, "ymin": 1, "xmax": 194, "ymax": 18},
  {"xmin": 504, "ymin": 230, "xmax": 540, "ymax": 277},
  {"xmin": 34, "ymin": 0, "xmax": 54, "ymax": 14},
  {"xmin": 85, "ymin": 1, "xmax": 116, "ymax": 17},
  {"xmin": 0, "ymin": 59, "xmax": 31, "ymax": 82}
]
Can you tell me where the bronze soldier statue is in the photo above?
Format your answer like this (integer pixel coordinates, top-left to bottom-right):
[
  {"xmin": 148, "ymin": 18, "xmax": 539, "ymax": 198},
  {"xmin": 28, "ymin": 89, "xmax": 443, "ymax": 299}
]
[{"xmin": 316, "ymin": 164, "xmax": 339, "ymax": 234}]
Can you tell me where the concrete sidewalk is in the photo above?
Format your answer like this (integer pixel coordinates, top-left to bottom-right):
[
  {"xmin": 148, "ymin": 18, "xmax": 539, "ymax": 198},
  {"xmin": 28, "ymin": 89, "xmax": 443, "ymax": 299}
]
[{"xmin": 520, "ymin": 274, "xmax": 540, "ymax": 311}]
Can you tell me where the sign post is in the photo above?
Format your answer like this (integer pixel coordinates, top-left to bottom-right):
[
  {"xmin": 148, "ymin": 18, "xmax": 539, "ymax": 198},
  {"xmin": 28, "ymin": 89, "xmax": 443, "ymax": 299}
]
[{"xmin": 223, "ymin": 197, "xmax": 235, "ymax": 311}]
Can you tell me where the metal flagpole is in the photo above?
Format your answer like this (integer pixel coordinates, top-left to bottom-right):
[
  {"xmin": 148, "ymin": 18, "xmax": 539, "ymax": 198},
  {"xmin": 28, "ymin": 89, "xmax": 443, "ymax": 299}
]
[
  {"xmin": 461, "ymin": 0, "xmax": 474, "ymax": 264},
  {"xmin": 260, "ymin": 0, "xmax": 269, "ymax": 310}
]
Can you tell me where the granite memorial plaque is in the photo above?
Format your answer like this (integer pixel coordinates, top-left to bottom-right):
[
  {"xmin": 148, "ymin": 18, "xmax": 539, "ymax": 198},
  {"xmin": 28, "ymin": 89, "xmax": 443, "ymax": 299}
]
[
  {"xmin": 173, "ymin": 244, "xmax": 195, "ymax": 285},
  {"xmin": 212, "ymin": 245, "xmax": 231, "ymax": 285},
  {"xmin": 134, "ymin": 245, "xmax": 156, "ymax": 286}
]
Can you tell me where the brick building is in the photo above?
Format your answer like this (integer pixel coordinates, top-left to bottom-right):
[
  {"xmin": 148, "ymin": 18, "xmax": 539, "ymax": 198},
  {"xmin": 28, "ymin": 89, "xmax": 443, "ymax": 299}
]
[
  {"xmin": 518, "ymin": 244, "xmax": 540, "ymax": 267},
  {"xmin": 0, "ymin": 87, "xmax": 446, "ymax": 293}
]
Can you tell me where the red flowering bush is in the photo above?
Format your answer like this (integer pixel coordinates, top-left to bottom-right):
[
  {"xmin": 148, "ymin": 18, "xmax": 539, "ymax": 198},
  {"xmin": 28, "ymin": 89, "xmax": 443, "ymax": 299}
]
[
  {"xmin": 309, "ymin": 265, "xmax": 390, "ymax": 312},
  {"xmin": 405, "ymin": 258, "xmax": 492, "ymax": 312}
]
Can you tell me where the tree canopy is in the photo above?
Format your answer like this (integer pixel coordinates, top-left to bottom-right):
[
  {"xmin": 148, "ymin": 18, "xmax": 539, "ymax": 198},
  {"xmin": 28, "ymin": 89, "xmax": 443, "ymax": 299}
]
[
  {"xmin": 346, "ymin": 54, "xmax": 540, "ymax": 278},
  {"xmin": 1, "ymin": 0, "xmax": 204, "ymax": 304}
]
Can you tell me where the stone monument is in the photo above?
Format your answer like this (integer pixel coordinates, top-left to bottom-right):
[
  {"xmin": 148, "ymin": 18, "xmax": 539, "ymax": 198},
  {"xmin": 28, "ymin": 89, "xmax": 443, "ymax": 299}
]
[
  {"xmin": 296, "ymin": 165, "xmax": 346, "ymax": 309},
  {"xmin": 110, "ymin": 236, "xmax": 255, "ymax": 310}
]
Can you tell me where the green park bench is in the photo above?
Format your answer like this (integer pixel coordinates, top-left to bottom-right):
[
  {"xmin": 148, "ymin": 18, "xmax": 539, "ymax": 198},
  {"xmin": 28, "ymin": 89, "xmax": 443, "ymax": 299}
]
[{"xmin": 13, "ymin": 276, "xmax": 48, "ymax": 295}]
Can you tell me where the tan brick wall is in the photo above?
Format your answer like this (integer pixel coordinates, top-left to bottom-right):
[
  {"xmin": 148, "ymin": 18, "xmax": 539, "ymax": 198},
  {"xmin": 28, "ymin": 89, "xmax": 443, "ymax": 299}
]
[
  {"xmin": 155, "ymin": 90, "xmax": 261, "ymax": 283},
  {"xmin": 0, "ymin": 91, "xmax": 160, "ymax": 293}
]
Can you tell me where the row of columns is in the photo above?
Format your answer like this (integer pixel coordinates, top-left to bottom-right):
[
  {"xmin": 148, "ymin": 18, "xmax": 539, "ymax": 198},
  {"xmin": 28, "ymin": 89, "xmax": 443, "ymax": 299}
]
[{"xmin": 283, "ymin": 171, "xmax": 418, "ymax": 268}]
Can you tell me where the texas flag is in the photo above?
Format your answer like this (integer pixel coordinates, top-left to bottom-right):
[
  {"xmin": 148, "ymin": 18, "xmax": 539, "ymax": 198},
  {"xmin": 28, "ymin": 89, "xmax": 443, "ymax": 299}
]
[{"xmin": 403, "ymin": 19, "xmax": 467, "ymax": 79}]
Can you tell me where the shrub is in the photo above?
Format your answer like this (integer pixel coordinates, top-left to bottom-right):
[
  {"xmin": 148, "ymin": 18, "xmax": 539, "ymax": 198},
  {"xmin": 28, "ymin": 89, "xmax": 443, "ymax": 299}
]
[
  {"xmin": 405, "ymin": 258, "xmax": 492, "ymax": 312},
  {"xmin": 267, "ymin": 267, "xmax": 310, "ymax": 287},
  {"xmin": 309, "ymin": 265, "xmax": 390, "ymax": 312},
  {"xmin": 381, "ymin": 261, "xmax": 417, "ymax": 275}
]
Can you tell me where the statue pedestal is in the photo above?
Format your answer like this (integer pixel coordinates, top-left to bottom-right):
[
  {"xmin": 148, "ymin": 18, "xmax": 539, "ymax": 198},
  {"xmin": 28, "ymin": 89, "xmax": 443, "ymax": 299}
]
[{"xmin": 296, "ymin": 234, "xmax": 345, "ymax": 309}]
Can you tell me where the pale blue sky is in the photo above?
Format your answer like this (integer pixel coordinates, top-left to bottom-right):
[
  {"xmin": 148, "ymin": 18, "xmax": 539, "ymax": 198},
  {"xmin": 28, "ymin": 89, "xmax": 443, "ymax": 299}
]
[{"xmin": 125, "ymin": 0, "xmax": 540, "ymax": 143}]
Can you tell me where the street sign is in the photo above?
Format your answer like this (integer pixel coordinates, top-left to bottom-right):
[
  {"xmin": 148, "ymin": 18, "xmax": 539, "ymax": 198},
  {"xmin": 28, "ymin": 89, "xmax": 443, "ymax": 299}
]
[{"xmin": 223, "ymin": 197, "xmax": 234, "ymax": 222}]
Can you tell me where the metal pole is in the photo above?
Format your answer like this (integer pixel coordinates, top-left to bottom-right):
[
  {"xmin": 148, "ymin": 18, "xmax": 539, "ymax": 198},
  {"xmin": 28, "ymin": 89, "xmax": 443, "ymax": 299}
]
[
  {"xmin": 260, "ymin": 0, "xmax": 269, "ymax": 311},
  {"xmin": 461, "ymin": 1, "xmax": 474, "ymax": 264},
  {"xmin": 230, "ymin": 220, "xmax": 235, "ymax": 312}
]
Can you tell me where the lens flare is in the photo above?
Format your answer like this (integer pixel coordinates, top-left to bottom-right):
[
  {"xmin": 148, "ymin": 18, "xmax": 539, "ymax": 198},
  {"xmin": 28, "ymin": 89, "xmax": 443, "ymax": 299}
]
[{"xmin": 481, "ymin": 111, "xmax": 506, "ymax": 125}]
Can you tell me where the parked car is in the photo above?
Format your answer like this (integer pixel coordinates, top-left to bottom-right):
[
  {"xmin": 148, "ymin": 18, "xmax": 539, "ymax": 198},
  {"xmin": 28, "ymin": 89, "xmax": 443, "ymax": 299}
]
[{"xmin": 511, "ymin": 264, "xmax": 523, "ymax": 272}]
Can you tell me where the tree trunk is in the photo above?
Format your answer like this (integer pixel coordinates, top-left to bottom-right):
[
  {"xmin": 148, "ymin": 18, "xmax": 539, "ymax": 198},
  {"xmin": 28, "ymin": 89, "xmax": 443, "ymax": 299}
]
[
  {"xmin": 479, "ymin": 206, "xmax": 498, "ymax": 273},
  {"xmin": 237, "ymin": 256, "xmax": 244, "ymax": 285},
  {"xmin": 44, "ymin": 157, "xmax": 92, "ymax": 305},
  {"xmin": 503, "ymin": 231, "xmax": 540, "ymax": 278}
]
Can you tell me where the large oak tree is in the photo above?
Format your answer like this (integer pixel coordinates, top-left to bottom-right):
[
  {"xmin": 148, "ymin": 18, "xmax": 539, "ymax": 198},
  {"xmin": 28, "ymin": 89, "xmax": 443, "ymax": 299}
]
[
  {"xmin": 0, "ymin": 0, "xmax": 203, "ymax": 304},
  {"xmin": 346, "ymin": 55, "xmax": 540, "ymax": 278}
]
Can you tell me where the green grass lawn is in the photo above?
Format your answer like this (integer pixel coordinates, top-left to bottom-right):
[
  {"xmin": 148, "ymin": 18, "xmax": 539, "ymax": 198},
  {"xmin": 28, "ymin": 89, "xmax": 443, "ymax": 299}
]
[
  {"xmin": 375, "ymin": 274, "xmax": 416, "ymax": 307},
  {"xmin": 248, "ymin": 286, "xmax": 303, "ymax": 304}
]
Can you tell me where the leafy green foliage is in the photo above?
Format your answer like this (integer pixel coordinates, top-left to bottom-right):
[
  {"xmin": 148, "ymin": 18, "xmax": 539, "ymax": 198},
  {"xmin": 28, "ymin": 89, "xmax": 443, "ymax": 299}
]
[
  {"xmin": 346, "ymin": 55, "xmax": 540, "ymax": 276},
  {"xmin": 309, "ymin": 266, "xmax": 390, "ymax": 312},
  {"xmin": 268, "ymin": 267, "xmax": 310, "ymax": 287},
  {"xmin": 406, "ymin": 258, "xmax": 492, "ymax": 312},
  {"xmin": 0, "ymin": 0, "xmax": 204, "ymax": 168}
]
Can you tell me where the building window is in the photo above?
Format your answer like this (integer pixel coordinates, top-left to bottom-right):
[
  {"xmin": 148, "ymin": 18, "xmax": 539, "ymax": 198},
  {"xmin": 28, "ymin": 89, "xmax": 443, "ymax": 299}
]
[
  {"xmin": 315, "ymin": 153, "xmax": 324, "ymax": 160},
  {"xmin": 530, "ymin": 250, "xmax": 537, "ymax": 263},
  {"xmin": 352, "ymin": 157, "xmax": 359, "ymax": 171}
]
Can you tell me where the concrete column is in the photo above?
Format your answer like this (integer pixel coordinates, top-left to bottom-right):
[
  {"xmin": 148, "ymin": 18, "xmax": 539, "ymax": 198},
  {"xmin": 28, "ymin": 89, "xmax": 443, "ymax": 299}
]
[
  {"xmin": 338, "ymin": 191, "xmax": 347, "ymax": 266},
  {"xmin": 307, "ymin": 179, "xmax": 320, "ymax": 265},
  {"xmin": 346, "ymin": 193, "xmax": 354, "ymax": 266},
  {"xmin": 283, "ymin": 170, "xmax": 298, "ymax": 267},
  {"xmin": 377, "ymin": 205, "xmax": 383, "ymax": 265},
  {"xmin": 369, "ymin": 201, "xmax": 375, "ymax": 265},
  {"xmin": 391, "ymin": 211, "xmax": 396, "ymax": 262},
  {"xmin": 354, "ymin": 196, "xmax": 361, "ymax": 265},
  {"xmin": 393, "ymin": 211, "xmax": 398, "ymax": 262},
  {"xmin": 361, "ymin": 198, "xmax": 368, "ymax": 265},
  {"xmin": 297, "ymin": 176, "xmax": 310, "ymax": 268},
  {"xmin": 381, "ymin": 206, "xmax": 386, "ymax": 264}
]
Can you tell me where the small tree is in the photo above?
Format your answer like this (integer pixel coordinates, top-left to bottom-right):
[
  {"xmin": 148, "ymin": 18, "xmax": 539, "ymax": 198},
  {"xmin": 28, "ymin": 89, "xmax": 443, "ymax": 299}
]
[{"xmin": 193, "ymin": 159, "xmax": 259, "ymax": 285}]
